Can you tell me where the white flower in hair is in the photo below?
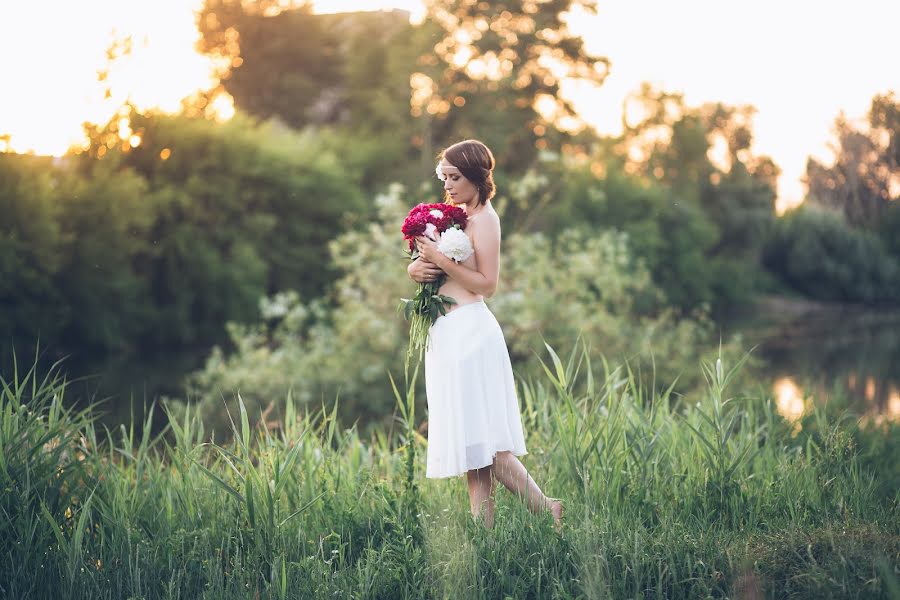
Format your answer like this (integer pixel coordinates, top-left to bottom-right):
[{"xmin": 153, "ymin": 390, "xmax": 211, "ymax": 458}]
[{"xmin": 437, "ymin": 227, "xmax": 474, "ymax": 262}]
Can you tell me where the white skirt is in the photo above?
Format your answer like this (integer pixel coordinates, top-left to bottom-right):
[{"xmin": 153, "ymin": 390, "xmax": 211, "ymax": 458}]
[{"xmin": 424, "ymin": 300, "xmax": 528, "ymax": 478}]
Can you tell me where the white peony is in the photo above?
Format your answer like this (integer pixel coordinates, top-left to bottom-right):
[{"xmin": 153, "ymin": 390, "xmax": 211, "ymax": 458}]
[
  {"xmin": 424, "ymin": 222, "xmax": 438, "ymax": 240},
  {"xmin": 429, "ymin": 209, "xmax": 444, "ymax": 218},
  {"xmin": 437, "ymin": 227, "xmax": 474, "ymax": 262}
]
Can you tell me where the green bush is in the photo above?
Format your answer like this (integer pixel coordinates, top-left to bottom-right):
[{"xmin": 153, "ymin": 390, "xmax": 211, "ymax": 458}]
[
  {"xmin": 0, "ymin": 111, "xmax": 366, "ymax": 355},
  {"xmin": 177, "ymin": 185, "xmax": 737, "ymax": 433},
  {"xmin": 504, "ymin": 155, "xmax": 771, "ymax": 315},
  {"xmin": 0, "ymin": 155, "xmax": 68, "ymax": 348},
  {"xmin": 763, "ymin": 205, "xmax": 900, "ymax": 304}
]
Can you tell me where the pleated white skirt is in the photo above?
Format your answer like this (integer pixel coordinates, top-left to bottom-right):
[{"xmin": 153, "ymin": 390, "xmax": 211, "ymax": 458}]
[{"xmin": 424, "ymin": 300, "xmax": 528, "ymax": 479}]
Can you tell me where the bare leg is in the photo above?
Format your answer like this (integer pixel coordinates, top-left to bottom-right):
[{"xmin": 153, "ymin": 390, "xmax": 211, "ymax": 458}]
[
  {"xmin": 492, "ymin": 451, "xmax": 563, "ymax": 528},
  {"xmin": 466, "ymin": 464, "xmax": 495, "ymax": 529}
]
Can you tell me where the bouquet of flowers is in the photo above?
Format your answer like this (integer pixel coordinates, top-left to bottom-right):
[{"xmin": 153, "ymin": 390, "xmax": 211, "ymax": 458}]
[{"xmin": 399, "ymin": 202, "xmax": 473, "ymax": 357}]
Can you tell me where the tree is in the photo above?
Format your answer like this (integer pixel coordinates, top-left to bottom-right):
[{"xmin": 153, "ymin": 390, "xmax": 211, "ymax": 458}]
[
  {"xmin": 606, "ymin": 85, "xmax": 778, "ymax": 310},
  {"xmin": 0, "ymin": 155, "xmax": 68, "ymax": 352},
  {"xmin": 411, "ymin": 0, "xmax": 609, "ymax": 173},
  {"xmin": 763, "ymin": 205, "xmax": 900, "ymax": 304},
  {"xmin": 198, "ymin": 2, "xmax": 419, "ymax": 189},
  {"xmin": 806, "ymin": 92, "xmax": 899, "ymax": 229},
  {"xmin": 198, "ymin": 1, "xmax": 342, "ymax": 129},
  {"xmin": 71, "ymin": 107, "xmax": 364, "ymax": 349},
  {"xmin": 53, "ymin": 160, "xmax": 154, "ymax": 351}
]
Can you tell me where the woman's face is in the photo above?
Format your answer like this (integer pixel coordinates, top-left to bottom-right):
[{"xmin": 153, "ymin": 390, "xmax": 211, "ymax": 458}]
[{"xmin": 437, "ymin": 159, "xmax": 479, "ymax": 207}]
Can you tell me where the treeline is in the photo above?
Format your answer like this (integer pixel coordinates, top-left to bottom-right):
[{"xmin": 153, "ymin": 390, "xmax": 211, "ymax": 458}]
[
  {"xmin": 764, "ymin": 93, "xmax": 900, "ymax": 303},
  {"xmin": 1, "ymin": 0, "xmax": 898, "ymax": 367},
  {"xmin": 0, "ymin": 115, "xmax": 363, "ymax": 353}
]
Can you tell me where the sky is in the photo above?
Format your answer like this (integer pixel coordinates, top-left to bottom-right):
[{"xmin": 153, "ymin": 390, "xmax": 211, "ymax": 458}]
[{"xmin": 1, "ymin": 0, "xmax": 897, "ymax": 211}]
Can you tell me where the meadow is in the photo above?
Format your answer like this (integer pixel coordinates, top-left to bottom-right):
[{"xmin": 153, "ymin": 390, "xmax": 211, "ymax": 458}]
[{"xmin": 1, "ymin": 343, "xmax": 897, "ymax": 599}]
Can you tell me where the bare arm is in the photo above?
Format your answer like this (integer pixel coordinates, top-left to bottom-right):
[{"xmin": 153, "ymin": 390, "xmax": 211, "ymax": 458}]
[{"xmin": 415, "ymin": 214, "xmax": 501, "ymax": 297}]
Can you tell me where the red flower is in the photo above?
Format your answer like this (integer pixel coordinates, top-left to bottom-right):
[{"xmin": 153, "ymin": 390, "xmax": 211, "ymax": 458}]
[
  {"xmin": 399, "ymin": 201, "xmax": 470, "ymax": 357},
  {"xmin": 401, "ymin": 202, "xmax": 468, "ymax": 252}
]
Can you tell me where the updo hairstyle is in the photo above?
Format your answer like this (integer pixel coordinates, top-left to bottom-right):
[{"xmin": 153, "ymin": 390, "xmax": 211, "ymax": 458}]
[{"xmin": 438, "ymin": 139, "xmax": 496, "ymax": 205}]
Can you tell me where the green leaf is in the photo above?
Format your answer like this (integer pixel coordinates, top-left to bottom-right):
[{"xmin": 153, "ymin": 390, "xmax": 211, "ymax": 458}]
[
  {"xmin": 190, "ymin": 456, "xmax": 245, "ymax": 504},
  {"xmin": 39, "ymin": 500, "xmax": 67, "ymax": 552},
  {"xmin": 543, "ymin": 341, "xmax": 567, "ymax": 390},
  {"xmin": 274, "ymin": 431, "xmax": 309, "ymax": 498},
  {"xmin": 238, "ymin": 393, "xmax": 251, "ymax": 456},
  {"xmin": 70, "ymin": 487, "xmax": 96, "ymax": 566},
  {"xmin": 279, "ymin": 492, "xmax": 325, "ymax": 527}
]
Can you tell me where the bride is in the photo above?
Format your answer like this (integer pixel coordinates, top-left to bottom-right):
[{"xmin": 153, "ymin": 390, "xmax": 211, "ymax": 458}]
[{"xmin": 407, "ymin": 139, "xmax": 563, "ymax": 530}]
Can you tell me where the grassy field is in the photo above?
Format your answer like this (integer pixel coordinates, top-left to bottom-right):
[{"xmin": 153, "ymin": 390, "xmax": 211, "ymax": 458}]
[{"xmin": 1, "ymin": 345, "xmax": 898, "ymax": 599}]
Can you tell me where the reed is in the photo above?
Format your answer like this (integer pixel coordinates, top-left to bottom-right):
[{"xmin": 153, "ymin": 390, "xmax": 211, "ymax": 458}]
[{"xmin": 1, "ymin": 343, "xmax": 896, "ymax": 599}]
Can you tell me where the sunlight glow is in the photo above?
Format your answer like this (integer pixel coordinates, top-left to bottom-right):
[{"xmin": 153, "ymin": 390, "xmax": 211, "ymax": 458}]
[
  {"xmin": 0, "ymin": 0, "xmax": 226, "ymax": 156},
  {"xmin": 861, "ymin": 385, "xmax": 900, "ymax": 427},
  {"xmin": 889, "ymin": 388, "xmax": 900, "ymax": 420},
  {"xmin": 312, "ymin": 0, "xmax": 425, "ymax": 22},
  {"xmin": 774, "ymin": 377, "xmax": 806, "ymax": 429},
  {"xmin": 563, "ymin": 0, "xmax": 900, "ymax": 211},
  {"xmin": 1, "ymin": 0, "xmax": 897, "ymax": 212},
  {"xmin": 209, "ymin": 92, "xmax": 237, "ymax": 122}
]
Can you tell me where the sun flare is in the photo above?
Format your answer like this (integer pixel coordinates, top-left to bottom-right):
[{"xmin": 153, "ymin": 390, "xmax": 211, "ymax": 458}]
[
  {"xmin": 1, "ymin": 0, "xmax": 897, "ymax": 210},
  {"xmin": 0, "ymin": 0, "xmax": 226, "ymax": 156}
]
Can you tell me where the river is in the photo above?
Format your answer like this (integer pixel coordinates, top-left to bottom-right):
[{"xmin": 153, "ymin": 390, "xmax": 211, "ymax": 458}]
[
  {"xmin": 36, "ymin": 296, "xmax": 900, "ymax": 435},
  {"xmin": 722, "ymin": 296, "xmax": 900, "ymax": 426}
]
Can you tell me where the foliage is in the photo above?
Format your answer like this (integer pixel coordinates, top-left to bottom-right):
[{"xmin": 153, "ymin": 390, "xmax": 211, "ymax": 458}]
[
  {"xmin": 0, "ymin": 155, "xmax": 69, "ymax": 349},
  {"xmin": 764, "ymin": 92, "xmax": 900, "ymax": 306},
  {"xmin": 179, "ymin": 185, "xmax": 734, "ymax": 433},
  {"xmin": 0, "ymin": 153, "xmax": 154, "ymax": 352},
  {"xmin": 87, "ymin": 108, "xmax": 366, "ymax": 306},
  {"xmin": 208, "ymin": 4, "xmax": 342, "ymax": 129},
  {"xmin": 608, "ymin": 85, "xmax": 779, "ymax": 312},
  {"xmin": 53, "ymin": 159, "xmax": 154, "ymax": 350},
  {"xmin": 807, "ymin": 92, "xmax": 899, "ymax": 229},
  {"xmin": 498, "ymin": 144, "xmax": 773, "ymax": 314},
  {"xmin": 0, "ymin": 111, "xmax": 364, "ymax": 356},
  {"xmin": 2, "ymin": 346, "xmax": 897, "ymax": 598},
  {"xmin": 198, "ymin": 0, "xmax": 611, "ymax": 181},
  {"xmin": 198, "ymin": 1, "xmax": 420, "ymax": 191},
  {"xmin": 412, "ymin": 0, "xmax": 609, "ymax": 173},
  {"xmin": 763, "ymin": 204, "xmax": 900, "ymax": 304}
]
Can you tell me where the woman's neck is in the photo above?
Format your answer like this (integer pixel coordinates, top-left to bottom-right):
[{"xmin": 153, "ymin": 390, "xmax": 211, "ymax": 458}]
[{"xmin": 465, "ymin": 200, "xmax": 488, "ymax": 217}]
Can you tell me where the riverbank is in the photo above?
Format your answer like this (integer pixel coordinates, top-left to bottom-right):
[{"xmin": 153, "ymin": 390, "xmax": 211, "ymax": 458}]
[
  {"xmin": 4, "ymin": 346, "xmax": 897, "ymax": 599},
  {"xmin": 723, "ymin": 293, "xmax": 900, "ymax": 334}
]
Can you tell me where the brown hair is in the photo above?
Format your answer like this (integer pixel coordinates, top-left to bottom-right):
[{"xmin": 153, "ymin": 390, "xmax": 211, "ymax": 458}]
[{"xmin": 438, "ymin": 139, "xmax": 496, "ymax": 205}]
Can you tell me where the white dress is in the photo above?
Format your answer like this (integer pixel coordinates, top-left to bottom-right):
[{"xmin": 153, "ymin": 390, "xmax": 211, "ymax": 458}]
[{"xmin": 424, "ymin": 300, "xmax": 528, "ymax": 478}]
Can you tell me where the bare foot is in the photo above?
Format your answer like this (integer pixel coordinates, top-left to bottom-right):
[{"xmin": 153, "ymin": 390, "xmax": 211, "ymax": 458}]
[{"xmin": 550, "ymin": 498, "xmax": 564, "ymax": 531}]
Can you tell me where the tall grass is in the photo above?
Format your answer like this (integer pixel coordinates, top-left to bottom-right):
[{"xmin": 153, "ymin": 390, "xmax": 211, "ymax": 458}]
[{"xmin": 1, "ymin": 343, "xmax": 897, "ymax": 599}]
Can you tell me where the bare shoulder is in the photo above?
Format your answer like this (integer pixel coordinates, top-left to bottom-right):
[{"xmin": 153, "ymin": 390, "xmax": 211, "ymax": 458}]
[{"xmin": 468, "ymin": 206, "xmax": 501, "ymax": 235}]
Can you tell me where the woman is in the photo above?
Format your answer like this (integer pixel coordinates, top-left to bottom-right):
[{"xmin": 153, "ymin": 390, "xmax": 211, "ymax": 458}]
[{"xmin": 408, "ymin": 139, "xmax": 563, "ymax": 530}]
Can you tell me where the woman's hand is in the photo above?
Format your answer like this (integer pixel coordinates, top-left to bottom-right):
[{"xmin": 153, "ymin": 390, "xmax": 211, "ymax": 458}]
[
  {"xmin": 408, "ymin": 256, "xmax": 444, "ymax": 283},
  {"xmin": 415, "ymin": 235, "xmax": 446, "ymax": 267}
]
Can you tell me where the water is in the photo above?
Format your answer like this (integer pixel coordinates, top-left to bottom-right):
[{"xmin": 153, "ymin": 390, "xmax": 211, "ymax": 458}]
[
  {"xmin": 723, "ymin": 297, "xmax": 900, "ymax": 424},
  {"xmin": 19, "ymin": 297, "xmax": 900, "ymax": 434}
]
